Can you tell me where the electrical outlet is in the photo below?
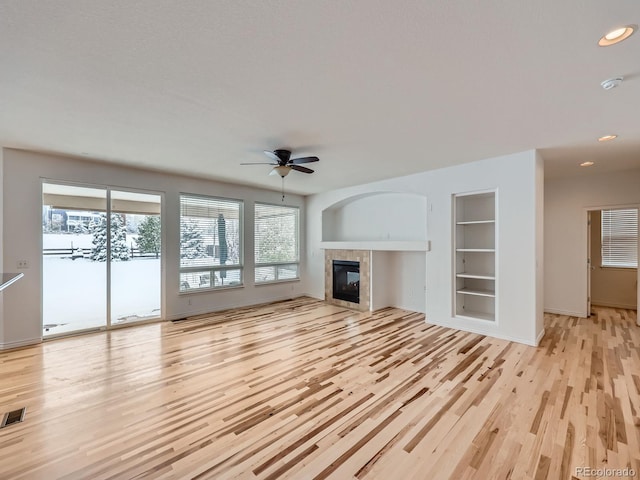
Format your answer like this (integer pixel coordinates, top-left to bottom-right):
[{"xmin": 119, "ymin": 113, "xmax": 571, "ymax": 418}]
[{"xmin": 17, "ymin": 260, "xmax": 28, "ymax": 269}]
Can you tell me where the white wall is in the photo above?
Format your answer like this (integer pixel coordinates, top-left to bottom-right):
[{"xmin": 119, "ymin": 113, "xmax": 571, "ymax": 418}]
[
  {"xmin": 369, "ymin": 251, "xmax": 427, "ymax": 312},
  {"xmin": 323, "ymin": 193, "xmax": 427, "ymax": 241},
  {"xmin": 544, "ymin": 168, "xmax": 640, "ymax": 317},
  {"xmin": 370, "ymin": 251, "xmax": 392, "ymax": 311},
  {"xmin": 1, "ymin": 149, "xmax": 305, "ymax": 349},
  {"xmin": 387, "ymin": 251, "xmax": 427, "ymax": 312},
  {"xmin": 306, "ymin": 149, "xmax": 544, "ymax": 346}
]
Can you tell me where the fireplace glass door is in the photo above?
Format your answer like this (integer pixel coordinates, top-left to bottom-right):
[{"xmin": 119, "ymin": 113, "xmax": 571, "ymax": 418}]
[{"xmin": 332, "ymin": 260, "xmax": 360, "ymax": 303}]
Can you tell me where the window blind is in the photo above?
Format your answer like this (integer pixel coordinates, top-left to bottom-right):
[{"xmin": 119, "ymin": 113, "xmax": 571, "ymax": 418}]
[
  {"xmin": 601, "ymin": 208, "xmax": 638, "ymax": 268},
  {"xmin": 254, "ymin": 203, "xmax": 299, "ymax": 283},
  {"xmin": 179, "ymin": 194, "xmax": 243, "ymax": 291}
]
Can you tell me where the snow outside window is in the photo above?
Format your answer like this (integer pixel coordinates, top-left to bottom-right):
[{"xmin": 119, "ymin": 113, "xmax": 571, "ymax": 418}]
[
  {"xmin": 601, "ymin": 208, "xmax": 638, "ymax": 268},
  {"xmin": 254, "ymin": 203, "xmax": 299, "ymax": 283},
  {"xmin": 179, "ymin": 194, "xmax": 243, "ymax": 291}
]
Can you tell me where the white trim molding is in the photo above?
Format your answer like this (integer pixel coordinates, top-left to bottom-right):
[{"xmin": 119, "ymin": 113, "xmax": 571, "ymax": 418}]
[
  {"xmin": 425, "ymin": 318, "xmax": 539, "ymax": 347},
  {"xmin": 0, "ymin": 337, "xmax": 41, "ymax": 351},
  {"xmin": 544, "ymin": 308, "xmax": 586, "ymax": 318}
]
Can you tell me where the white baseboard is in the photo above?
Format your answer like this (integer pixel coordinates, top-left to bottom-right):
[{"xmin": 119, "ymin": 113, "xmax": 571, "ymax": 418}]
[
  {"xmin": 392, "ymin": 303, "xmax": 427, "ymax": 314},
  {"xmin": 425, "ymin": 317, "xmax": 539, "ymax": 347},
  {"xmin": 165, "ymin": 294, "xmax": 311, "ymax": 321},
  {"xmin": 535, "ymin": 328, "xmax": 546, "ymax": 346},
  {"xmin": 591, "ymin": 301, "xmax": 637, "ymax": 310},
  {"xmin": 0, "ymin": 337, "xmax": 41, "ymax": 351},
  {"xmin": 544, "ymin": 308, "xmax": 586, "ymax": 318},
  {"xmin": 303, "ymin": 293, "xmax": 323, "ymax": 301}
]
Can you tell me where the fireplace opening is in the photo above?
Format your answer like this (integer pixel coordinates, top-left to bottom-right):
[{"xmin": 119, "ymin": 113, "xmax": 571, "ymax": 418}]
[{"xmin": 332, "ymin": 260, "xmax": 360, "ymax": 304}]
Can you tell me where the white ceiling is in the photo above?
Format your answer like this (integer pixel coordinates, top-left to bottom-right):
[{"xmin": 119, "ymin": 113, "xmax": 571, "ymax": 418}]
[{"xmin": 1, "ymin": 1, "xmax": 639, "ymax": 195}]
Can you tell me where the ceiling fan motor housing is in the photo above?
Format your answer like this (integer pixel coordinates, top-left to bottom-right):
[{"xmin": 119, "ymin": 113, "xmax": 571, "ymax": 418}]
[{"xmin": 273, "ymin": 149, "xmax": 292, "ymax": 164}]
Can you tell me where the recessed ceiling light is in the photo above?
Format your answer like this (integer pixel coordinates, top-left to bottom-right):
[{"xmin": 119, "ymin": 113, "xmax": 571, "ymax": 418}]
[
  {"xmin": 598, "ymin": 25, "xmax": 637, "ymax": 46},
  {"xmin": 598, "ymin": 134, "xmax": 617, "ymax": 142},
  {"xmin": 580, "ymin": 161, "xmax": 595, "ymax": 167}
]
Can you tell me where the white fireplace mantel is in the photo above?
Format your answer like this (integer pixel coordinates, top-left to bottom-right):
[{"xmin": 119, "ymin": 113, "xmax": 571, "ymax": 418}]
[{"xmin": 319, "ymin": 240, "xmax": 430, "ymax": 252}]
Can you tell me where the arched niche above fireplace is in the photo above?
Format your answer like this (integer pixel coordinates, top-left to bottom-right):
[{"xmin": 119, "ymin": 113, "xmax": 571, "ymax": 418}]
[{"xmin": 320, "ymin": 191, "xmax": 429, "ymax": 251}]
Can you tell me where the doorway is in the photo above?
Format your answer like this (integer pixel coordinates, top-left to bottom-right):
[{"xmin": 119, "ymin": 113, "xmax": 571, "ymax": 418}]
[
  {"xmin": 586, "ymin": 206, "xmax": 639, "ymax": 320},
  {"xmin": 42, "ymin": 182, "xmax": 162, "ymax": 337}
]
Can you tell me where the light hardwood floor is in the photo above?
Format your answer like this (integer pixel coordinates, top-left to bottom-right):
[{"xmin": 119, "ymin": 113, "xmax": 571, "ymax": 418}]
[{"xmin": 0, "ymin": 298, "xmax": 638, "ymax": 479}]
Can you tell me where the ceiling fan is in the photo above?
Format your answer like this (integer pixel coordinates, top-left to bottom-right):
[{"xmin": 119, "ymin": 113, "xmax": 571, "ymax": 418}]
[{"xmin": 241, "ymin": 149, "xmax": 319, "ymax": 177}]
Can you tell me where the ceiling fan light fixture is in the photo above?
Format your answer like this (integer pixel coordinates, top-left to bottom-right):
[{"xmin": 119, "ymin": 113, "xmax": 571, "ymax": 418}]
[
  {"xmin": 598, "ymin": 25, "xmax": 636, "ymax": 46},
  {"xmin": 273, "ymin": 165, "xmax": 291, "ymax": 177}
]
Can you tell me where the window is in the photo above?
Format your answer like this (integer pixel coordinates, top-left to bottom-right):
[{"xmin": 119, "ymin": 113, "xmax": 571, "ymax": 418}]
[
  {"xmin": 179, "ymin": 194, "xmax": 242, "ymax": 291},
  {"xmin": 601, "ymin": 208, "xmax": 638, "ymax": 268},
  {"xmin": 254, "ymin": 203, "xmax": 299, "ymax": 283}
]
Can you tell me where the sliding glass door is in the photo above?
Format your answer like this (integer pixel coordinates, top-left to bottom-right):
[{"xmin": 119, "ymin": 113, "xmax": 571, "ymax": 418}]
[
  {"xmin": 42, "ymin": 184, "xmax": 108, "ymax": 335},
  {"xmin": 42, "ymin": 183, "xmax": 162, "ymax": 337},
  {"xmin": 110, "ymin": 190, "xmax": 161, "ymax": 326}
]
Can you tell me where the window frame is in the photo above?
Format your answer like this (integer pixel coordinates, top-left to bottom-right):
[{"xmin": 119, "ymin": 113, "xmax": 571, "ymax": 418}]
[
  {"xmin": 179, "ymin": 193, "xmax": 244, "ymax": 292},
  {"xmin": 254, "ymin": 202, "xmax": 300, "ymax": 284}
]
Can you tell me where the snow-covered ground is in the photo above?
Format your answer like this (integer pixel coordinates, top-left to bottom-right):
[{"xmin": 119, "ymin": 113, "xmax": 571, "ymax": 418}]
[
  {"xmin": 43, "ymin": 233, "xmax": 138, "ymax": 250},
  {"xmin": 43, "ymin": 256, "xmax": 161, "ymax": 336}
]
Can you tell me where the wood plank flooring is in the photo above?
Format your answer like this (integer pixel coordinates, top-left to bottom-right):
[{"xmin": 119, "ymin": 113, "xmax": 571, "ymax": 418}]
[{"xmin": 0, "ymin": 297, "xmax": 638, "ymax": 479}]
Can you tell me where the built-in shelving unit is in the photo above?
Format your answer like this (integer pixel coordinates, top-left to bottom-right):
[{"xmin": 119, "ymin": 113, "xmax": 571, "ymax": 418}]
[{"xmin": 454, "ymin": 191, "xmax": 496, "ymax": 321}]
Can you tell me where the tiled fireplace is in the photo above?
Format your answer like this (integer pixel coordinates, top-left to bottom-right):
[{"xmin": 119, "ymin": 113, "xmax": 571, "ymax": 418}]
[{"xmin": 325, "ymin": 249, "xmax": 370, "ymax": 311}]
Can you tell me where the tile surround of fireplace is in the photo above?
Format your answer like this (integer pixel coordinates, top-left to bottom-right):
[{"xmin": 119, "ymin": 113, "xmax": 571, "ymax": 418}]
[{"xmin": 325, "ymin": 249, "xmax": 370, "ymax": 311}]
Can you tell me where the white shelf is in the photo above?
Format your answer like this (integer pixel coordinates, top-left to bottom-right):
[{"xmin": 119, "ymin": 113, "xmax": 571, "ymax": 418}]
[
  {"xmin": 319, "ymin": 241, "xmax": 430, "ymax": 252},
  {"xmin": 456, "ymin": 248, "xmax": 495, "ymax": 253},
  {"xmin": 456, "ymin": 310, "xmax": 495, "ymax": 322},
  {"xmin": 456, "ymin": 220, "xmax": 495, "ymax": 225},
  {"xmin": 456, "ymin": 273, "xmax": 495, "ymax": 280},
  {"xmin": 454, "ymin": 191, "xmax": 496, "ymax": 322},
  {"xmin": 456, "ymin": 288, "xmax": 495, "ymax": 298}
]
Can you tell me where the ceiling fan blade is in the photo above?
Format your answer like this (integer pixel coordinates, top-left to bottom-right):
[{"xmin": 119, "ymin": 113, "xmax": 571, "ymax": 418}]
[
  {"xmin": 263, "ymin": 150, "xmax": 280, "ymax": 162},
  {"xmin": 289, "ymin": 156, "xmax": 319, "ymax": 165},
  {"xmin": 240, "ymin": 162, "xmax": 278, "ymax": 165},
  {"xmin": 290, "ymin": 165, "xmax": 314, "ymax": 174}
]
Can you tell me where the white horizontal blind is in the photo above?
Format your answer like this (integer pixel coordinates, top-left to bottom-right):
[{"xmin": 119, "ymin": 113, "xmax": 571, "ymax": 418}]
[
  {"xmin": 179, "ymin": 194, "xmax": 242, "ymax": 291},
  {"xmin": 254, "ymin": 203, "xmax": 299, "ymax": 283},
  {"xmin": 601, "ymin": 208, "xmax": 638, "ymax": 268}
]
